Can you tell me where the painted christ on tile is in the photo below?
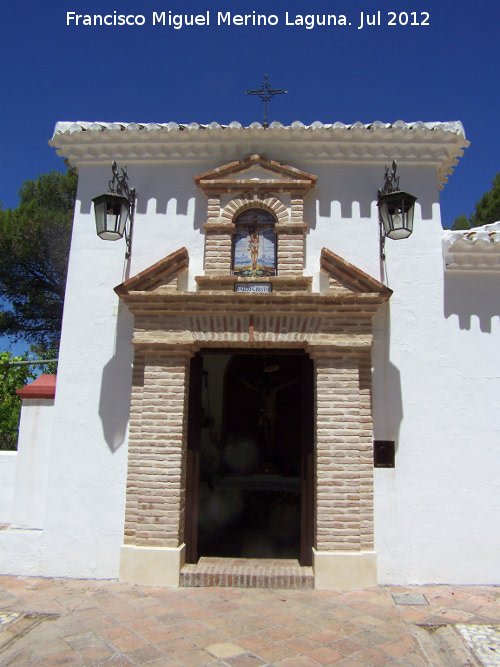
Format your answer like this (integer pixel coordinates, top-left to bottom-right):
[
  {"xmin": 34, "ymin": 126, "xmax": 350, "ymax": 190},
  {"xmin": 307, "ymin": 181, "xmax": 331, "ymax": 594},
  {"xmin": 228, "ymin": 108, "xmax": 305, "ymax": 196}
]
[{"xmin": 233, "ymin": 209, "xmax": 277, "ymax": 276}]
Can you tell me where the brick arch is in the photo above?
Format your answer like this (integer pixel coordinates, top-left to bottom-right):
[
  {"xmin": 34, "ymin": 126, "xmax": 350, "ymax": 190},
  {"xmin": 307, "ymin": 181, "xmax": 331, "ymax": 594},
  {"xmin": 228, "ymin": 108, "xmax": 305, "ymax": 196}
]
[{"xmin": 220, "ymin": 196, "xmax": 289, "ymax": 225}]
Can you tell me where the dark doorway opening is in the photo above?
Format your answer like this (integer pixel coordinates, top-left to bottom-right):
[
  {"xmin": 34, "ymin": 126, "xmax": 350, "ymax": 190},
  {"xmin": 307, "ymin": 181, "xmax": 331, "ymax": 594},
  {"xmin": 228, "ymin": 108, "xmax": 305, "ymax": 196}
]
[{"xmin": 185, "ymin": 350, "xmax": 314, "ymax": 565}]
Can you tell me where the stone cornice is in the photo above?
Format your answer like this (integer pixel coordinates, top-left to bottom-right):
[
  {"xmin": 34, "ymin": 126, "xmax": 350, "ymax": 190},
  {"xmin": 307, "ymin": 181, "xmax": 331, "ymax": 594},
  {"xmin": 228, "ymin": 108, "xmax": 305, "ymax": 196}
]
[
  {"xmin": 194, "ymin": 275, "xmax": 313, "ymax": 293},
  {"xmin": 124, "ymin": 298, "xmax": 380, "ymax": 350},
  {"xmin": 274, "ymin": 222, "xmax": 308, "ymax": 233},
  {"xmin": 131, "ymin": 332, "xmax": 374, "ymax": 351},
  {"xmin": 49, "ymin": 120, "xmax": 469, "ymax": 190},
  {"xmin": 117, "ymin": 291, "xmax": 388, "ymax": 315},
  {"xmin": 202, "ymin": 221, "xmax": 236, "ymax": 233}
]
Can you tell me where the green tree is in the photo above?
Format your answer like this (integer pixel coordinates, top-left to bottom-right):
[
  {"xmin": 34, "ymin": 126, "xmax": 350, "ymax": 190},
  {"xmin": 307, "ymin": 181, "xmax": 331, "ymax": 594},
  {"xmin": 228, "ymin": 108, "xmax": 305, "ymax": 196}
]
[
  {"xmin": 451, "ymin": 171, "xmax": 500, "ymax": 230},
  {"xmin": 0, "ymin": 352, "xmax": 36, "ymax": 450},
  {"xmin": 0, "ymin": 169, "xmax": 77, "ymax": 349},
  {"xmin": 451, "ymin": 214, "xmax": 471, "ymax": 230},
  {"xmin": 470, "ymin": 172, "xmax": 500, "ymax": 228}
]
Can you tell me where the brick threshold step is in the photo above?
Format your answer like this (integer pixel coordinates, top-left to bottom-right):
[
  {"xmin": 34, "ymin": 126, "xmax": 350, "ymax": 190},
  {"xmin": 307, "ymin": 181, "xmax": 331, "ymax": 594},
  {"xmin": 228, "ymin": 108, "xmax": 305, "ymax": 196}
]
[{"xmin": 180, "ymin": 557, "xmax": 314, "ymax": 589}]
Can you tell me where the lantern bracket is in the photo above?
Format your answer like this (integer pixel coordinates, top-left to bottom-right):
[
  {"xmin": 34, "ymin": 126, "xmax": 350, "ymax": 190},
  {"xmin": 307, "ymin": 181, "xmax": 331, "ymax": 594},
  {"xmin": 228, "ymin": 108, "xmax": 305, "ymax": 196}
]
[
  {"xmin": 109, "ymin": 161, "xmax": 130, "ymax": 198},
  {"xmin": 379, "ymin": 211, "xmax": 387, "ymax": 261},
  {"xmin": 378, "ymin": 160, "xmax": 397, "ymax": 261},
  {"xmin": 379, "ymin": 160, "xmax": 400, "ymax": 198},
  {"xmin": 110, "ymin": 161, "xmax": 135, "ymax": 258}
]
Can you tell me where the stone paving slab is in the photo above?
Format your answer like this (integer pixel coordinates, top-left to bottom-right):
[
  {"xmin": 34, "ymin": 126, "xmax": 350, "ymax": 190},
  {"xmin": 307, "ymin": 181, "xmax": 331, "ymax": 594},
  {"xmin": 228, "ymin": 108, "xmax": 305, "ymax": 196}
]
[
  {"xmin": 392, "ymin": 595, "xmax": 428, "ymax": 607},
  {"xmin": 0, "ymin": 576, "xmax": 499, "ymax": 665}
]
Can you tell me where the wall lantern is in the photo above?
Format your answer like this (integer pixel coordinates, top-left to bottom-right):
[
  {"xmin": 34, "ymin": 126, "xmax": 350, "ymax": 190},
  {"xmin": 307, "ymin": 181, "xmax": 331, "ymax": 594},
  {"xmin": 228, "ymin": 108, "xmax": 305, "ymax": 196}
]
[
  {"xmin": 377, "ymin": 160, "xmax": 417, "ymax": 260},
  {"xmin": 92, "ymin": 161, "xmax": 136, "ymax": 258}
]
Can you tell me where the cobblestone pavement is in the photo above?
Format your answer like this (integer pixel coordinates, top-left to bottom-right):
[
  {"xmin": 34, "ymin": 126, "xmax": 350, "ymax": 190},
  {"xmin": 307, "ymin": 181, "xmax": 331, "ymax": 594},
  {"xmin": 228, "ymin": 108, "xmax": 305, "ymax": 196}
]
[
  {"xmin": 0, "ymin": 576, "xmax": 499, "ymax": 666},
  {"xmin": 456, "ymin": 624, "xmax": 500, "ymax": 666}
]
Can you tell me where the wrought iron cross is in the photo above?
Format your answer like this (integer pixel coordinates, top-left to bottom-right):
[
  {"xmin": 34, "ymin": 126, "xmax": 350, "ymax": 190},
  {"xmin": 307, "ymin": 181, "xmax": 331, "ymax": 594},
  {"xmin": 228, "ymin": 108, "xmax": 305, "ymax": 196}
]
[{"xmin": 246, "ymin": 75, "xmax": 288, "ymax": 128}]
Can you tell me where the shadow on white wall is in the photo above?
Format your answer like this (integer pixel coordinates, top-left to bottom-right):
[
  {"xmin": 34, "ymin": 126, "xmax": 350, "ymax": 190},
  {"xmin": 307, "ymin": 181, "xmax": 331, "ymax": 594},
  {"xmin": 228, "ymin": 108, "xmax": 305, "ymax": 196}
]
[
  {"xmin": 372, "ymin": 302, "xmax": 403, "ymax": 448},
  {"xmin": 99, "ymin": 305, "xmax": 134, "ymax": 452},
  {"xmin": 444, "ymin": 272, "xmax": 500, "ymax": 332}
]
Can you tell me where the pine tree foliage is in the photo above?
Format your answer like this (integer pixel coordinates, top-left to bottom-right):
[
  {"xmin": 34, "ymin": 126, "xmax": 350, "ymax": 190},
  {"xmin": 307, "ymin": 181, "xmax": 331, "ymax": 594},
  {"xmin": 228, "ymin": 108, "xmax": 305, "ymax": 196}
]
[
  {"xmin": 451, "ymin": 214, "xmax": 471, "ymax": 230},
  {"xmin": 470, "ymin": 172, "xmax": 500, "ymax": 228},
  {"xmin": 0, "ymin": 170, "xmax": 77, "ymax": 348},
  {"xmin": 451, "ymin": 171, "xmax": 500, "ymax": 230},
  {"xmin": 0, "ymin": 352, "xmax": 36, "ymax": 450}
]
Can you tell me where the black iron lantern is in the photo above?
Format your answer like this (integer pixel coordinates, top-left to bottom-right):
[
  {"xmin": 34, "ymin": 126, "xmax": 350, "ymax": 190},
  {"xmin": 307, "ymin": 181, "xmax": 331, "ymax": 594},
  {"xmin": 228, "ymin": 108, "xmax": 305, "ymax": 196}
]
[
  {"xmin": 93, "ymin": 192, "xmax": 129, "ymax": 241},
  {"xmin": 378, "ymin": 189, "xmax": 417, "ymax": 240},
  {"xmin": 92, "ymin": 162, "xmax": 136, "ymax": 257},
  {"xmin": 377, "ymin": 161, "xmax": 417, "ymax": 258}
]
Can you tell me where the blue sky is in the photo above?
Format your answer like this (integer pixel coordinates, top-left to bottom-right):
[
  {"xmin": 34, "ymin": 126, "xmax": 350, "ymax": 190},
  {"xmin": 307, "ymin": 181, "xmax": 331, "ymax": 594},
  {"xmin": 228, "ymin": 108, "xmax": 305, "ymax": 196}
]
[{"xmin": 0, "ymin": 0, "xmax": 499, "ymax": 352}]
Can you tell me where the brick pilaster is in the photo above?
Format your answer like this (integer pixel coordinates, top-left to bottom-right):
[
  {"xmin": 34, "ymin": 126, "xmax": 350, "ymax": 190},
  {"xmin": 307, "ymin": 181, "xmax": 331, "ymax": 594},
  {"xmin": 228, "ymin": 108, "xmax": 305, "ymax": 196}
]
[
  {"xmin": 124, "ymin": 349, "xmax": 193, "ymax": 548},
  {"xmin": 124, "ymin": 351, "xmax": 145, "ymax": 545},
  {"xmin": 276, "ymin": 197, "xmax": 307, "ymax": 275},
  {"xmin": 207, "ymin": 197, "xmax": 220, "ymax": 222},
  {"xmin": 359, "ymin": 350, "xmax": 375, "ymax": 549},
  {"xmin": 203, "ymin": 226, "xmax": 234, "ymax": 274},
  {"xmin": 310, "ymin": 349, "xmax": 374, "ymax": 552},
  {"xmin": 203, "ymin": 195, "xmax": 236, "ymax": 275}
]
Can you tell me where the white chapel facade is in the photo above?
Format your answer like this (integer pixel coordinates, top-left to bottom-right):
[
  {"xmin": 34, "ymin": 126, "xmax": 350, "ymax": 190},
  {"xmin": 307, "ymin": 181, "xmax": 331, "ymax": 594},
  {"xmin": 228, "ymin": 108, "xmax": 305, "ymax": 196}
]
[{"xmin": 1, "ymin": 120, "xmax": 498, "ymax": 589}]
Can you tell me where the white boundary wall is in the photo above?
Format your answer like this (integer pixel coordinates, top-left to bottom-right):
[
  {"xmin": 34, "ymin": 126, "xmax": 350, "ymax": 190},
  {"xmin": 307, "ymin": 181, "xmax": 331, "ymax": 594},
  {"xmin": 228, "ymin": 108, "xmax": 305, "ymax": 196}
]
[
  {"xmin": 0, "ymin": 452, "xmax": 17, "ymax": 523},
  {"xmin": 11, "ymin": 398, "xmax": 54, "ymax": 529}
]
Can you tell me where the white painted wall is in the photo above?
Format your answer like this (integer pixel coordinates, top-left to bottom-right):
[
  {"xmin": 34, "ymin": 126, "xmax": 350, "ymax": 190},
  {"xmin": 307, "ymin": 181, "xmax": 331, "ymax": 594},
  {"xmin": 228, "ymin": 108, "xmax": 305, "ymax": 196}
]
[
  {"xmin": 372, "ymin": 257, "xmax": 500, "ymax": 584},
  {"xmin": 31, "ymin": 161, "xmax": 209, "ymax": 579},
  {"xmin": 304, "ymin": 161, "xmax": 499, "ymax": 584},
  {"xmin": 0, "ymin": 452, "xmax": 17, "ymax": 523},
  {"xmin": 370, "ymin": 202, "xmax": 500, "ymax": 584},
  {"xmin": 11, "ymin": 398, "xmax": 54, "ymax": 529},
  {"xmin": 1, "ymin": 148, "xmax": 498, "ymax": 584}
]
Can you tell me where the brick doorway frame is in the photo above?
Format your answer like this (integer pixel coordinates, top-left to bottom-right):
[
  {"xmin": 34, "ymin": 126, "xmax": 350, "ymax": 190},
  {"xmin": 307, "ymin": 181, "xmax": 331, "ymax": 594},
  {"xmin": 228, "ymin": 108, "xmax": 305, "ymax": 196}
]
[
  {"xmin": 115, "ymin": 246, "xmax": 391, "ymax": 589},
  {"xmin": 184, "ymin": 349, "xmax": 315, "ymax": 567}
]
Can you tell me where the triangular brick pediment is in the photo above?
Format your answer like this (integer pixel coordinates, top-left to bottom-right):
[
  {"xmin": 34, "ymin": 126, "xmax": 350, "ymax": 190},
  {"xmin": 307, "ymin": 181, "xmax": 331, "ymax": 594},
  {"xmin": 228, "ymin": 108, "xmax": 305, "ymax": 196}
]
[
  {"xmin": 195, "ymin": 155, "xmax": 317, "ymax": 193},
  {"xmin": 321, "ymin": 248, "xmax": 392, "ymax": 298},
  {"xmin": 115, "ymin": 246, "xmax": 388, "ymax": 353},
  {"xmin": 114, "ymin": 247, "xmax": 188, "ymax": 295}
]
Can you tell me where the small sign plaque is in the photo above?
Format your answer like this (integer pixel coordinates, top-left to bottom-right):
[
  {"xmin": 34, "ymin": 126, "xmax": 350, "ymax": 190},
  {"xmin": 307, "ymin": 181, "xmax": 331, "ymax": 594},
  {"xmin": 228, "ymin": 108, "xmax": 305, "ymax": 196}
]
[{"xmin": 234, "ymin": 283, "xmax": 272, "ymax": 293}]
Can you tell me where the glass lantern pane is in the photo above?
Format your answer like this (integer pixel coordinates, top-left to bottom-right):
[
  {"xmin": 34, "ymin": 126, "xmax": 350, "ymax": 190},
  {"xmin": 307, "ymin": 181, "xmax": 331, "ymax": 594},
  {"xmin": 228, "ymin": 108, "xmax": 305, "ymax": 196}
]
[
  {"xmin": 404, "ymin": 199, "xmax": 415, "ymax": 234},
  {"xmin": 379, "ymin": 201, "xmax": 392, "ymax": 237},
  {"xmin": 118, "ymin": 200, "xmax": 129, "ymax": 236},
  {"xmin": 94, "ymin": 199, "xmax": 107, "ymax": 236}
]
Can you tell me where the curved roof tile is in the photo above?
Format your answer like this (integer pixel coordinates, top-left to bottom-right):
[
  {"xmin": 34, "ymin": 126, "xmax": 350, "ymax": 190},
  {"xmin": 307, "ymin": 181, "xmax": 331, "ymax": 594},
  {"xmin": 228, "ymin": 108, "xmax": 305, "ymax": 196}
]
[{"xmin": 51, "ymin": 120, "xmax": 468, "ymax": 136}]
